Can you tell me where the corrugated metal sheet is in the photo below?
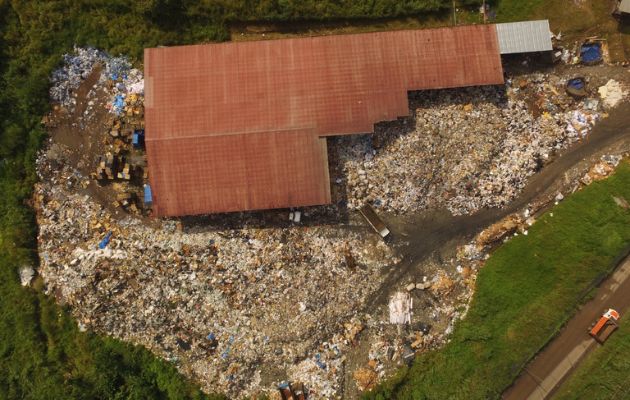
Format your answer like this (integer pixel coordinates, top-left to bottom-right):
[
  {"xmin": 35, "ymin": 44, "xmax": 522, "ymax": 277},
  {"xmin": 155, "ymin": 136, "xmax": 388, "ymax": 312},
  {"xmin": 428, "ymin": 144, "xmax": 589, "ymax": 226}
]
[
  {"xmin": 145, "ymin": 25, "xmax": 504, "ymax": 217},
  {"xmin": 146, "ymin": 130, "xmax": 331, "ymax": 216},
  {"xmin": 495, "ymin": 20, "xmax": 552, "ymax": 54}
]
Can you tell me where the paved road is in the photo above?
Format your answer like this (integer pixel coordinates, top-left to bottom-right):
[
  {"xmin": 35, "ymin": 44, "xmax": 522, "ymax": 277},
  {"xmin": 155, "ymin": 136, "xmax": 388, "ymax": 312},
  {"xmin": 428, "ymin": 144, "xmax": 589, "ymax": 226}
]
[{"xmin": 502, "ymin": 254, "xmax": 630, "ymax": 400}]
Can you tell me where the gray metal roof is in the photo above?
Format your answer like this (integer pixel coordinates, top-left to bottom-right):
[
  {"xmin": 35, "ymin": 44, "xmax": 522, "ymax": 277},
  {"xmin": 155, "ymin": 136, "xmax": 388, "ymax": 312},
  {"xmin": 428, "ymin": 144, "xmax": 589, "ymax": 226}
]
[
  {"xmin": 620, "ymin": 0, "xmax": 630, "ymax": 14},
  {"xmin": 495, "ymin": 20, "xmax": 553, "ymax": 54}
]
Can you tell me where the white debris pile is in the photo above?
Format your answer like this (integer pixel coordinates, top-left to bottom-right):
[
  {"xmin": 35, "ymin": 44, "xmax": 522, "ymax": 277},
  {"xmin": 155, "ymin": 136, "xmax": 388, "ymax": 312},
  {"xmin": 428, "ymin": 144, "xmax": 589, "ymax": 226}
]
[
  {"xmin": 49, "ymin": 47, "xmax": 107, "ymax": 110},
  {"xmin": 337, "ymin": 71, "xmax": 625, "ymax": 216},
  {"xmin": 19, "ymin": 266, "xmax": 35, "ymax": 287},
  {"xmin": 598, "ymin": 79, "xmax": 627, "ymax": 109},
  {"xmin": 388, "ymin": 292, "xmax": 412, "ymax": 324}
]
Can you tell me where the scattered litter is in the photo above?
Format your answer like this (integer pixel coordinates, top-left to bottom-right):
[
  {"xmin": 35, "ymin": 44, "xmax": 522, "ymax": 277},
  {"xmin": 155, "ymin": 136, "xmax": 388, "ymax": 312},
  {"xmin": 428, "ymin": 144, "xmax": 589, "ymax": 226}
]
[
  {"xmin": 581, "ymin": 155, "xmax": 622, "ymax": 185},
  {"xmin": 613, "ymin": 196, "xmax": 629, "ymax": 210}
]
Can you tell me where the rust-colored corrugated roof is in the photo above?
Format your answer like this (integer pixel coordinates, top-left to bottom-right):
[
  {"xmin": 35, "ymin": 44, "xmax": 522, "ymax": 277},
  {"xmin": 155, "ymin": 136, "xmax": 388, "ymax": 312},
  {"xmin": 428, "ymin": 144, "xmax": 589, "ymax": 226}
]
[{"xmin": 145, "ymin": 25, "xmax": 504, "ymax": 216}]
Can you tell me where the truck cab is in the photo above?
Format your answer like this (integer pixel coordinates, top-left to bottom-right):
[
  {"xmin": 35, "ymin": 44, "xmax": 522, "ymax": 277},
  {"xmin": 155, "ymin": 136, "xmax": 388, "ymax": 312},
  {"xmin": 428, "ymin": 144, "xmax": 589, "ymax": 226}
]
[{"xmin": 589, "ymin": 308, "xmax": 620, "ymax": 343}]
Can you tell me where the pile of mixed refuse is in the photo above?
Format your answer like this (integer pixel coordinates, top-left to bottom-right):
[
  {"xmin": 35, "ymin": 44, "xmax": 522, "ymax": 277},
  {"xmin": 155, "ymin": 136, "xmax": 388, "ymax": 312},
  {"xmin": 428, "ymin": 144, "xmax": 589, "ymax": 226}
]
[
  {"xmin": 50, "ymin": 46, "xmax": 143, "ymax": 113},
  {"xmin": 35, "ymin": 160, "xmax": 400, "ymax": 397},
  {"xmin": 337, "ymin": 71, "xmax": 627, "ymax": 215},
  {"xmin": 34, "ymin": 47, "xmax": 630, "ymax": 398}
]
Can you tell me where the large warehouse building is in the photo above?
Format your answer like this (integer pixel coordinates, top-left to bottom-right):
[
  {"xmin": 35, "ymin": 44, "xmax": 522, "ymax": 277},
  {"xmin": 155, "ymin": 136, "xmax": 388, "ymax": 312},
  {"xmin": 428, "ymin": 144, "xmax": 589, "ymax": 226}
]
[{"xmin": 144, "ymin": 21, "xmax": 551, "ymax": 217}]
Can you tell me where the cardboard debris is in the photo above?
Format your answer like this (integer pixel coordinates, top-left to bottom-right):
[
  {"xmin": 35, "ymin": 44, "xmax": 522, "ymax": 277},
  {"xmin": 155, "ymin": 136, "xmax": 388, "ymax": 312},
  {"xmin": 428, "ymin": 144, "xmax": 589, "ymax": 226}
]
[
  {"xmin": 389, "ymin": 292, "xmax": 412, "ymax": 324},
  {"xmin": 477, "ymin": 214, "xmax": 523, "ymax": 246},
  {"xmin": 353, "ymin": 367, "xmax": 378, "ymax": 391}
]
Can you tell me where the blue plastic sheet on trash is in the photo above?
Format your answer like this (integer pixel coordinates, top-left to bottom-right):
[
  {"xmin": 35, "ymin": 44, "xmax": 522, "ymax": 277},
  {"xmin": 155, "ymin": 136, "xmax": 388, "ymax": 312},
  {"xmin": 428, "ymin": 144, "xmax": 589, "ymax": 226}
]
[
  {"xmin": 567, "ymin": 78, "xmax": 585, "ymax": 90},
  {"xmin": 580, "ymin": 43, "xmax": 602, "ymax": 64},
  {"xmin": 132, "ymin": 129, "xmax": 145, "ymax": 148},
  {"xmin": 113, "ymin": 94, "xmax": 125, "ymax": 114},
  {"xmin": 221, "ymin": 348, "xmax": 230, "ymax": 359},
  {"xmin": 221, "ymin": 335, "xmax": 235, "ymax": 359},
  {"xmin": 314, "ymin": 353, "xmax": 327, "ymax": 370},
  {"xmin": 98, "ymin": 232, "xmax": 112, "ymax": 249},
  {"xmin": 144, "ymin": 184, "xmax": 153, "ymax": 205}
]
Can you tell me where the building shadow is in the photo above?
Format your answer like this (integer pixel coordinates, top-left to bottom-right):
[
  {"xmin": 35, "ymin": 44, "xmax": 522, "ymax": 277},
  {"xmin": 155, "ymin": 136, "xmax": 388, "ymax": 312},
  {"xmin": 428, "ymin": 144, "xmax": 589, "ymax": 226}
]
[{"xmin": 177, "ymin": 83, "xmax": 511, "ymax": 232}]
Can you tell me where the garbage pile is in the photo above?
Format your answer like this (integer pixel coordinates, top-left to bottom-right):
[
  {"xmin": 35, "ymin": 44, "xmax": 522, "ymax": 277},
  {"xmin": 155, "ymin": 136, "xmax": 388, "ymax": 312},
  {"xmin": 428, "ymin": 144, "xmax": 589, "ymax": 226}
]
[
  {"xmin": 581, "ymin": 154, "xmax": 623, "ymax": 185},
  {"xmin": 39, "ymin": 46, "xmax": 629, "ymax": 397},
  {"xmin": 50, "ymin": 47, "xmax": 108, "ymax": 110},
  {"xmin": 336, "ymin": 71, "xmax": 627, "ymax": 216},
  {"xmin": 34, "ymin": 152, "xmax": 399, "ymax": 397},
  {"xmin": 49, "ymin": 46, "xmax": 143, "ymax": 114}
]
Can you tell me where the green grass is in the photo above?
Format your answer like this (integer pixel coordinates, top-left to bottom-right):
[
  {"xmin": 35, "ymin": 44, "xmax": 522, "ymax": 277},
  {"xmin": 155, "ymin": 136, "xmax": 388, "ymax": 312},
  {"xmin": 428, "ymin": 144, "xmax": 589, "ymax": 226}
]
[
  {"xmin": 365, "ymin": 161, "xmax": 630, "ymax": 400},
  {"xmin": 494, "ymin": 0, "xmax": 546, "ymax": 22},
  {"xmin": 554, "ymin": 316, "xmax": 630, "ymax": 400}
]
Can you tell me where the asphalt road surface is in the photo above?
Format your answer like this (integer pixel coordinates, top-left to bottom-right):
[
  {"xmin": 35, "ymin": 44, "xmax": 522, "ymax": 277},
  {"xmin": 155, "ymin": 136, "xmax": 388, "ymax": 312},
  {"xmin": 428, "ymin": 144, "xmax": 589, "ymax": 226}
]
[{"xmin": 502, "ymin": 253, "xmax": 630, "ymax": 400}]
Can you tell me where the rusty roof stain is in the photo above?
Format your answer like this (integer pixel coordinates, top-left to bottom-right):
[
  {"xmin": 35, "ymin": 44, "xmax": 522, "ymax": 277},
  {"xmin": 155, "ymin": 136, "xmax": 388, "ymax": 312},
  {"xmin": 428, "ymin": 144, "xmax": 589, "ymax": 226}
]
[{"xmin": 145, "ymin": 25, "xmax": 504, "ymax": 216}]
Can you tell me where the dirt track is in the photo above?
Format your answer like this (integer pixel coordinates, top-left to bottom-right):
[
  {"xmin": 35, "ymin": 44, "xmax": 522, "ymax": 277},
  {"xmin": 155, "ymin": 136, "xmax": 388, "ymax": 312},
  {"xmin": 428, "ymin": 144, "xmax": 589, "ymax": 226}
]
[
  {"xmin": 368, "ymin": 99, "xmax": 630, "ymax": 311},
  {"xmin": 342, "ymin": 98, "xmax": 630, "ymax": 398},
  {"xmin": 502, "ymin": 252, "xmax": 630, "ymax": 400}
]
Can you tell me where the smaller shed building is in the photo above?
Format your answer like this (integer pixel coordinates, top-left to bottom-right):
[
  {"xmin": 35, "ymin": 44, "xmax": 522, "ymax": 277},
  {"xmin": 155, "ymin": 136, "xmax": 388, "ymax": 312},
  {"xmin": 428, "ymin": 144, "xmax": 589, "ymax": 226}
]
[
  {"xmin": 495, "ymin": 20, "xmax": 553, "ymax": 54},
  {"xmin": 615, "ymin": 0, "xmax": 630, "ymax": 15}
]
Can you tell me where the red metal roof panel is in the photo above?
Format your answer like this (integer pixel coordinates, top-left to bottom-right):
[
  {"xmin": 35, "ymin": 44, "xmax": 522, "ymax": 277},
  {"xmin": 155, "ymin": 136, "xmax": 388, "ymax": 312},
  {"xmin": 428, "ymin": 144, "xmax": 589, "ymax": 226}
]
[{"xmin": 145, "ymin": 25, "xmax": 503, "ymax": 216}]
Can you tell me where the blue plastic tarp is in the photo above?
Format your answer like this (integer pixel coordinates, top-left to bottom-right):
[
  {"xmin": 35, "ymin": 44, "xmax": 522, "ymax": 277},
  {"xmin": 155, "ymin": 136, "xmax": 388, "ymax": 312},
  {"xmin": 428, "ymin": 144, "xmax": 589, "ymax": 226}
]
[
  {"xmin": 132, "ymin": 129, "xmax": 145, "ymax": 147},
  {"xmin": 567, "ymin": 78, "xmax": 585, "ymax": 90},
  {"xmin": 580, "ymin": 43, "xmax": 602, "ymax": 64},
  {"xmin": 144, "ymin": 184, "xmax": 153, "ymax": 205},
  {"xmin": 113, "ymin": 94, "xmax": 125, "ymax": 114},
  {"xmin": 98, "ymin": 232, "xmax": 112, "ymax": 249}
]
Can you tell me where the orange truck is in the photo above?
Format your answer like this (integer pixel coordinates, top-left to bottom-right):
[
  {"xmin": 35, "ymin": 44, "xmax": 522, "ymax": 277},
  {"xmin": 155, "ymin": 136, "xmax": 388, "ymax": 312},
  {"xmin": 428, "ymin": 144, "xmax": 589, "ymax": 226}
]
[{"xmin": 589, "ymin": 309, "xmax": 620, "ymax": 343}]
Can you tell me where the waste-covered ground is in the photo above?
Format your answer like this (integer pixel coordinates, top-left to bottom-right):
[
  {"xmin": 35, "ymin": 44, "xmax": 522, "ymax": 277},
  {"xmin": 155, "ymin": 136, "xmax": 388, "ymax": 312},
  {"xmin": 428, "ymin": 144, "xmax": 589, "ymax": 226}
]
[
  {"xmin": 336, "ymin": 66, "xmax": 629, "ymax": 216},
  {"xmin": 34, "ymin": 47, "xmax": 629, "ymax": 398}
]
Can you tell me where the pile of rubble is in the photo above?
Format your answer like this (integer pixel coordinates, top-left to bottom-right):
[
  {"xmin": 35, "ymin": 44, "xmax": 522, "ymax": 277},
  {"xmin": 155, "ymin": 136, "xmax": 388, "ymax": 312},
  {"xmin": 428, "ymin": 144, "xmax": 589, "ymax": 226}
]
[
  {"xmin": 50, "ymin": 46, "xmax": 143, "ymax": 114},
  {"xmin": 35, "ymin": 155, "xmax": 399, "ymax": 397},
  {"xmin": 336, "ymin": 73, "xmax": 627, "ymax": 216}
]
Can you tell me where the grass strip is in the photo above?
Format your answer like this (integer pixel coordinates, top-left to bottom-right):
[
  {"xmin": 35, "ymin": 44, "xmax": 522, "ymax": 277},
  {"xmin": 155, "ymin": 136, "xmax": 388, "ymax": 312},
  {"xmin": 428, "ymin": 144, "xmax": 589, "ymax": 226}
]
[
  {"xmin": 554, "ymin": 315, "xmax": 630, "ymax": 400},
  {"xmin": 366, "ymin": 161, "xmax": 630, "ymax": 400}
]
